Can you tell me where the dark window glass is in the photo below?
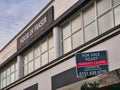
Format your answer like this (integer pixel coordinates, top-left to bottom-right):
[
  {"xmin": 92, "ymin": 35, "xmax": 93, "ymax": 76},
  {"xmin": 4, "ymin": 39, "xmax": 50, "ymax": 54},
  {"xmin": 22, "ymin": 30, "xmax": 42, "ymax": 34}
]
[{"xmin": 24, "ymin": 83, "xmax": 38, "ymax": 90}]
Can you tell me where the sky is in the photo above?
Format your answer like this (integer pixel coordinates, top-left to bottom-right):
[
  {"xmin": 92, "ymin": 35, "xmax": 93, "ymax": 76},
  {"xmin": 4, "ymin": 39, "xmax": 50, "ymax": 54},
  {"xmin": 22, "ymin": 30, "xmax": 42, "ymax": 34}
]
[{"xmin": 0, "ymin": 0, "xmax": 50, "ymax": 50}]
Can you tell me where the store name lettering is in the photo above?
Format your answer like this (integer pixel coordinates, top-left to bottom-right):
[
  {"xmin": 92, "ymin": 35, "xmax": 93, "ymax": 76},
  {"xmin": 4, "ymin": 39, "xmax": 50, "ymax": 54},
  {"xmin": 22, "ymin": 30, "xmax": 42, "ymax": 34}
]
[{"xmin": 20, "ymin": 17, "xmax": 47, "ymax": 44}]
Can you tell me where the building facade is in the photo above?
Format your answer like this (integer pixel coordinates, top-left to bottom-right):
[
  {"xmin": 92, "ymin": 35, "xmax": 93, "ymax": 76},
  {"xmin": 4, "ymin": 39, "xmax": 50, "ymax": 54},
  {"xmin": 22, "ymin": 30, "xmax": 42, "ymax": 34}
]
[{"xmin": 0, "ymin": 0, "xmax": 120, "ymax": 90}]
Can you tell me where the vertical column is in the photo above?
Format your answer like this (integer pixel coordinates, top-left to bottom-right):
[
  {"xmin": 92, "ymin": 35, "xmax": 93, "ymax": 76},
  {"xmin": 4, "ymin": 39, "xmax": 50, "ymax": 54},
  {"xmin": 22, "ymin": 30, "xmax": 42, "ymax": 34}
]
[
  {"xmin": 53, "ymin": 26, "xmax": 62, "ymax": 58},
  {"xmin": 17, "ymin": 55, "xmax": 24, "ymax": 79}
]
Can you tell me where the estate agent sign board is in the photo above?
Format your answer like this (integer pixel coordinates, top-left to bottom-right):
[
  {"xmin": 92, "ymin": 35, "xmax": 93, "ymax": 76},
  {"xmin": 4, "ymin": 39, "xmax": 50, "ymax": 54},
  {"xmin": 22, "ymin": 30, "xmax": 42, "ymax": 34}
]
[{"xmin": 76, "ymin": 50, "xmax": 108, "ymax": 77}]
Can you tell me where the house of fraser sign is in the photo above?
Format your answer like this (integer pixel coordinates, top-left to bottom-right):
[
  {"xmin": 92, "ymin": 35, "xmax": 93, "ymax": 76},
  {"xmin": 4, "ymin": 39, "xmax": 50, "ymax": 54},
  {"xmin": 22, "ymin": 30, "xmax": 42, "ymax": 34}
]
[
  {"xmin": 20, "ymin": 17, "xmax": 47, "ymax": 44},
  {"xmin": 17, "ymin": 6, "xmax": 54, "ymax": 50}
]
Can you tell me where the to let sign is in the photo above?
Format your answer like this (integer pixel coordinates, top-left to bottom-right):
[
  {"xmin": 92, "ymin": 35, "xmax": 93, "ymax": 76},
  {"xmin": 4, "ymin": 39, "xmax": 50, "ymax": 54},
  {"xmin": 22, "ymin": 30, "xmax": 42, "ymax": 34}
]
[{"xmin": 76, "ymin": 50, "xmax": 108, "ymax": 77}]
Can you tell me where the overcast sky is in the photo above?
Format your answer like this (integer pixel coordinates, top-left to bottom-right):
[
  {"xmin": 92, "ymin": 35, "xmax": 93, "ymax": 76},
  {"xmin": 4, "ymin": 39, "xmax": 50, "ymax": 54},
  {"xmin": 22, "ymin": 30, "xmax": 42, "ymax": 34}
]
[{"xmin": 0, "ymin": 0, "xmax": 50, "ymax": 50}]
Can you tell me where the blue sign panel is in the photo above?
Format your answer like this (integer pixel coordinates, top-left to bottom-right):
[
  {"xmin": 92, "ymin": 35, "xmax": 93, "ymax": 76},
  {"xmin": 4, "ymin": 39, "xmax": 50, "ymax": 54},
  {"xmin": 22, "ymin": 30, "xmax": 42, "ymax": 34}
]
[{"xmin": 76, "ymin": 50, "xmax": 108, "ymax": 77}]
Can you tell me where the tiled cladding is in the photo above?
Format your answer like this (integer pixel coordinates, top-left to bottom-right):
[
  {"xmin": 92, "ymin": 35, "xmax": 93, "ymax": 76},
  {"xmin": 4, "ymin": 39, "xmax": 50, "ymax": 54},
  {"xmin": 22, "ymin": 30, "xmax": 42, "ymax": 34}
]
[{"xmin": 0, "ymin": 39, "xmax": 17, "ymax": 64}]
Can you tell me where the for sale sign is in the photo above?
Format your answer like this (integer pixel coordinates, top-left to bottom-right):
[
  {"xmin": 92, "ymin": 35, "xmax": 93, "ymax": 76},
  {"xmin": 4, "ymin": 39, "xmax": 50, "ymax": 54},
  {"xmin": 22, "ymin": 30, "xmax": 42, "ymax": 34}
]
[{"xmin": 76, "ymin": 50, "xmax": 108, "ymax": 77}]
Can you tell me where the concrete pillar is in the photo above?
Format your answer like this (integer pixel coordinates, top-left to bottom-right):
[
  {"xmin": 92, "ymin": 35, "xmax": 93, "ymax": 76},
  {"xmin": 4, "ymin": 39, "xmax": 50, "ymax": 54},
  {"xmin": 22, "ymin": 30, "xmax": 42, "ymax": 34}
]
[
  {"xmin": 53, "ymin": 26, "xmax": 62, "ymax": 58},
  {"xmin": 17, "ymin": 55, "xmax": 24, "ymax": 79}
]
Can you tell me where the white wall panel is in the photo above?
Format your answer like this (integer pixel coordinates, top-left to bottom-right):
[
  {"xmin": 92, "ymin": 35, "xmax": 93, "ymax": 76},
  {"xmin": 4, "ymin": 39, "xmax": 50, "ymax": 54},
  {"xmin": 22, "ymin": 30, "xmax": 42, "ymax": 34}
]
[{"xmin": 9, "ymin": 34, "xmax": 120, "ymax": 90}]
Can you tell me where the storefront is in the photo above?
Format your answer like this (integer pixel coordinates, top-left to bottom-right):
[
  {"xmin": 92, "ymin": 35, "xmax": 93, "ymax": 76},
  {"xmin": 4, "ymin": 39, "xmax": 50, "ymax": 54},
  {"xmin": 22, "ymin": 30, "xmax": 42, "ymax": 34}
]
[{"xmin": 0, "ymin": 0, "xmax": 120, "ymax": 90}]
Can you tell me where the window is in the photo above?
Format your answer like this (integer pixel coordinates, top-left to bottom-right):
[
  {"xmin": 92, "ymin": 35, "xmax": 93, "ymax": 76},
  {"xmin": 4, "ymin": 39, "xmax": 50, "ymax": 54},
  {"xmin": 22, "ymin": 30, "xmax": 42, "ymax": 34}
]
[
  {"xmin": 61, "ymin": 14, "xmax": 84, "ymax": 54},
  {"xmin": 41, "ymin": 52, "xmax": 48, "ymax": 66},
  {"xmin": 84, "ymin": 22, "xmax": 97, "ymax": 42},
  {"xmin": 0, "ymin": 62, "xmax": 17, "ymax": 89},
  {"xmin": 28, "ymin": 61, "xmax": 34, "ymax": 73},
  {"xmin": 28, "ymin": 50, "xmax": 33, "ymax": 62},
  {"xmin": 34, "ymin": 57, "xmax": 40, "ymax": 70},
  {"xmin": 113, "ymin": 0, "xmax": 120, "ymax": 6},
  {"xmin": 49, "ymin": 49, "xmax": 54, "ymax": 62},
  {"xmin": 24, "ymin": 65, "xmax": 28, "ymax": 76},
  {"xmin": 23, "ymin": 56, "xmax": 28, "ymax": 75},
  {"xmin": 34, "ymin": 44, "xmax": 41, "ymax": 70},
  {"xmin": 61, "ymin": 0, "xmax": 119, "ymax": 54},
  {"xmin": 113, "ymin": 0, "xmax": 120, "ymax": 26},
  {"xmin": 97, "ymin": 0, "xmax": 111, "ymax": 16},
  {"xmin": 41, "ymin": 39, "xmax": 48, "ymax": 66},
  {"xmin": 71, "ymin": 15, "xmax": 82, "ymax": 33},
  {"xmin": 6, "ymin": 75, "xmax": 10, "ymax": 85},
  {"xmin": 11, "ymin": 73, "xmax": 15, "ymax": 83},
  {"xmin": 72, "ymin": 30, "xmax": 84, "ymax": 49},
  {"xmin": 98, "ymin": 11, "xmax": 114, "ymax": 34},
  {"xmin": 62, "ymin": 22, "xmax": 71, "ymax": 40},
  {"xmin": 23, "ymin": 34, "xmax": 54, "ymax": 76},
  {"xmin": 61, "ymin": 22, "xmax": 72, "ymax": 54},
  {"xmin": 63, "ymin": 38, "xmax": 72, "ymax": 53},
  {"xmin": 48, "ymin": 35, "xmax": 54, "ymax": 62},
  {"xmin": 48, "ymin": 35, "xmax": 54, "ymax": 49},
  {"xmin": 6, "ymin": 68, "xmax": 10, "ymax": 85},
  {"xmin": 41, "ymin": 39, "xmax": 47, "ymax": 53},
  {"xmin": 34, "ymin": 45, "xmax": 40, "ymax": 58},
  {"xmin": 23, "ymin": 49, "xmax": 34, "ymax": 75},
  {"xmin": 83, "ymin": 5, "xmax": 95, "ymax": 26},
  {"xmin": 114, "ymin": 5, "xmax": 120, "ymax": 26}
]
